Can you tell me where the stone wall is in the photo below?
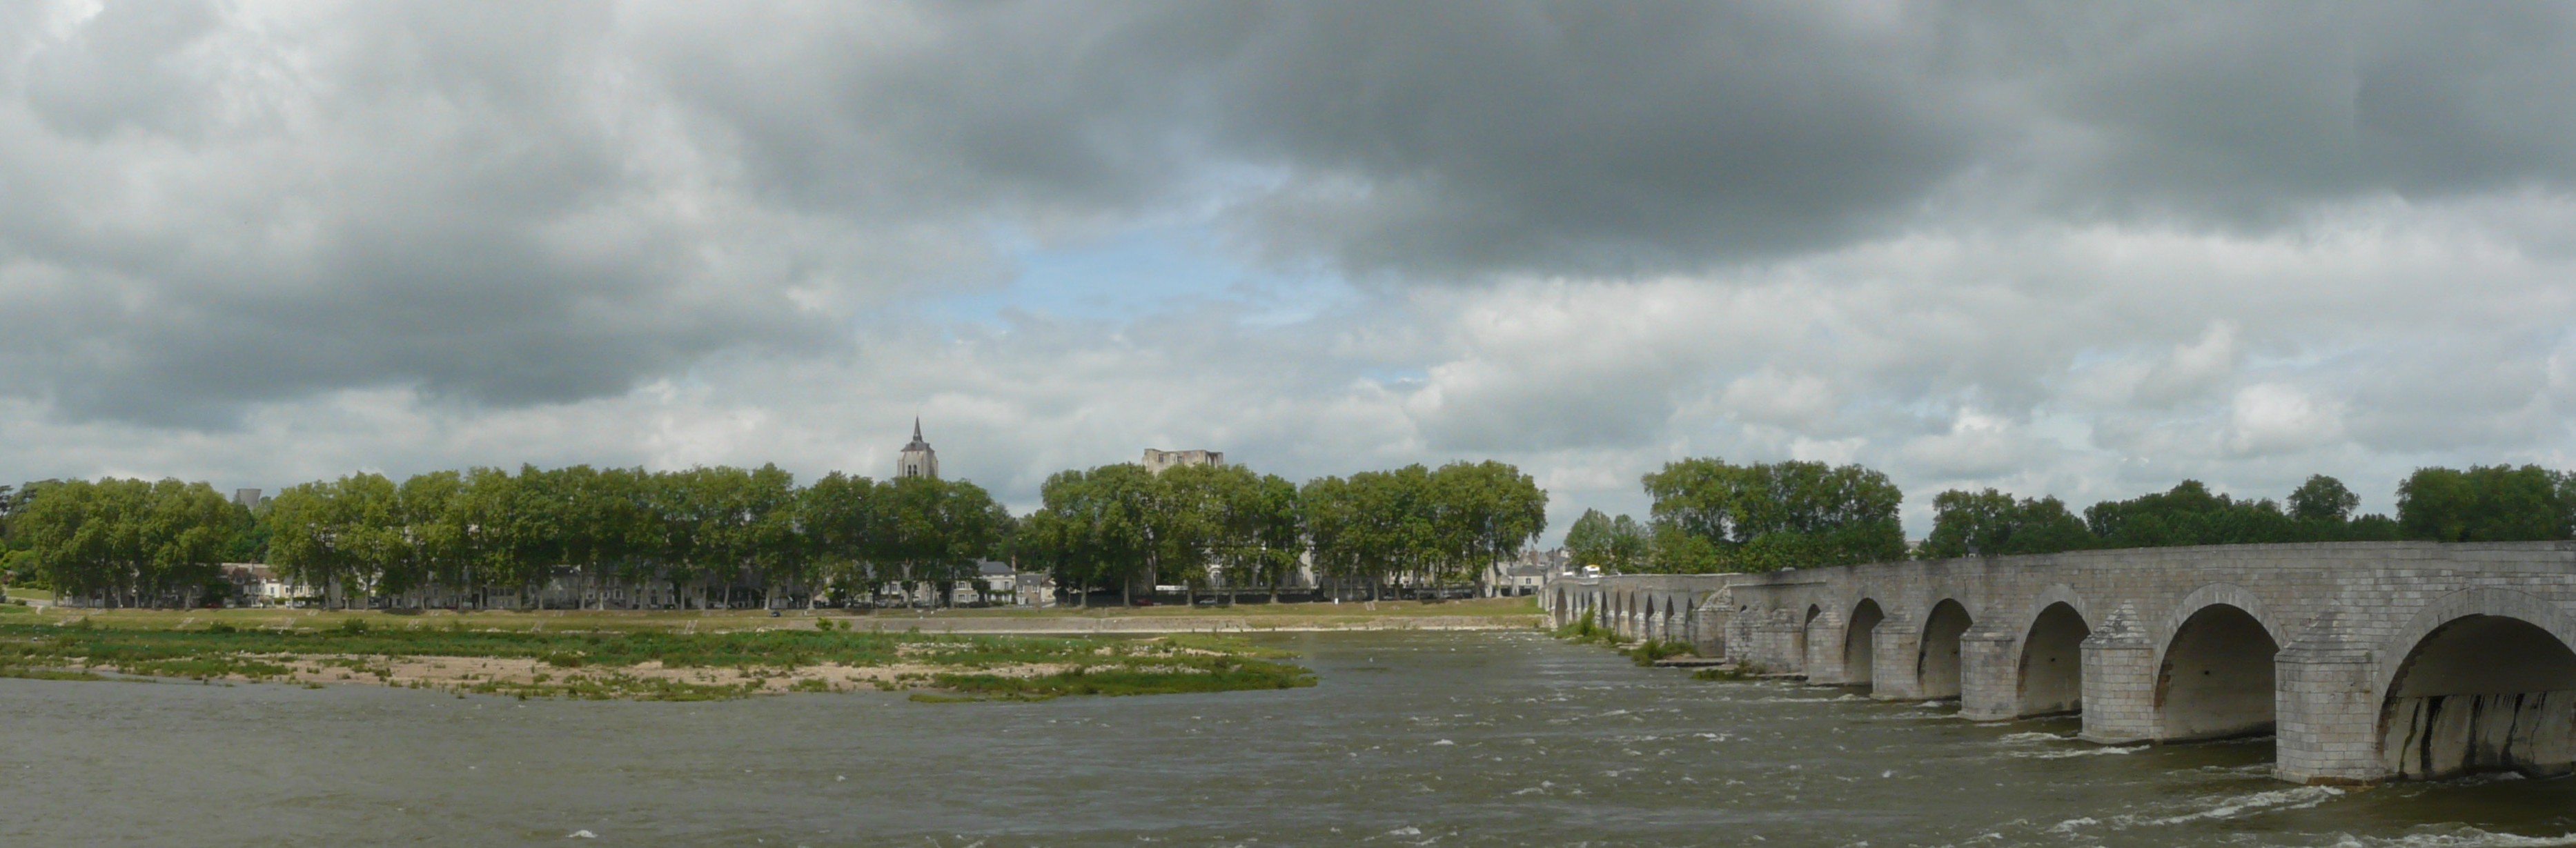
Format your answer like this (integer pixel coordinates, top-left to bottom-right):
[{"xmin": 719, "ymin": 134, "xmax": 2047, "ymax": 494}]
[{"xmin": 1713, "ymin": 542, "xmax": 2576, "ymax": 784}]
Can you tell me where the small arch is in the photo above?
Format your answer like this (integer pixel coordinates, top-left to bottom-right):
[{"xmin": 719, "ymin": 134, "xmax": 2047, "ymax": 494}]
[
  {"xmin": 2156, "ymin": 603, "xmax": 2278, "ymax": 741},
  {"xmin": 1794, "ymin": 604, "xmax": 1821, "ymax": 668},
  {"xmin": 2154, "ymin": 583, "xmax": 2286, "ymax": 673},
  {"xmin": 1845, "ymin": 599, "xmax": 1886, "ymax": 686},
  {"xmin": 2016, "ymin": 602, "xmax": 2090, "ymax": 717},
  {"xmin": 1917, "ymin": 599, "xmax": 1974, "ymax": 699}
]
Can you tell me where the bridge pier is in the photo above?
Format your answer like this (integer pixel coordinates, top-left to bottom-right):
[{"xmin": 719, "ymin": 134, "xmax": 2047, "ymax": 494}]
[
  {"xmin": 1694, "ymin": 604, "xmax": 1728, "ymax": 658},
  {"xmin": 1958, "ymin": 630, "xmax": 2018, "ymax": 721},
  {"xmin": 1869, "ymin": 615, "xmax": 1922, "ymax": 700},
  {"xmin": 2274, "ymin": 625, "xmax": 2383, "ymax": 784},
  {"xmin": 1756, "ymin": 612, "xmax": 1805, "ymax": 673},
  {"xmin": 2078, "ymin": 604, "xmax": 2156, "ymax": 744},
  {"xmin": 1804, "ymin": 611, "xmax": 1849, "ymax": 684}
]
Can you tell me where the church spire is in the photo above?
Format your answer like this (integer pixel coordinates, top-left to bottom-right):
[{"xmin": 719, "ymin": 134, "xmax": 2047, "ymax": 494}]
[{"xmin": 898, "ymin": 417, "xmax": 939, "ymax": 479}]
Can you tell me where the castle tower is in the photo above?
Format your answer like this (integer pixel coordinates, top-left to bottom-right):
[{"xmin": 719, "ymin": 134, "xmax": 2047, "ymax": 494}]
[{"xmin": 897, "ymin": 417, "xmax": 939, "ymax": 480}]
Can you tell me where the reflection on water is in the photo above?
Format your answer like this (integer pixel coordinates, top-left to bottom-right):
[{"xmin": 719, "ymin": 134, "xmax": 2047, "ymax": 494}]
[{"xmin": 4, "ymin": 630, "xmax": 2576, "ymax": 847}]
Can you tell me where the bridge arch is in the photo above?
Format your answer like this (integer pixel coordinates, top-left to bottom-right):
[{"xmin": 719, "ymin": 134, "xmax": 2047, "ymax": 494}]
[
  {"xmin": 1917, "ymin": 599, "xmax": 1974, "ymax": 699},
  {"xmin": 2155, "ymin": 584, "xmax": 2283, "ymax": 741},
  {"xmin": 2154, "ymin": 583, "xmax": 2287, "ymax": 670},
  {"xmin": 1844, "ymin": 598, "xmax": 1886, "ymax": 687},
  {"xmin": 2017, "ymin": 602, "xmax": 2090, "ymax": 716},
  {"xmin": 1794, "ymin": 604, "xmax": 1821, "ymax": 671},
  {"xmin": 2377, "ymin": 588, "xmax": 2576, "ymax": 779}
]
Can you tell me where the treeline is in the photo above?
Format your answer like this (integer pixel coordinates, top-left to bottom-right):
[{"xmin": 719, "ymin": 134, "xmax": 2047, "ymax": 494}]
[
  {"xmin": 1021, "ymin": 460, "xmax": 1548, "ymax": 604},
  {"xmin": 1920, "ymin": 465, "xmax": 2576, "ymax": 558},
  {"xmin": 0, "ymin": 479, "xmax": 249, "ymax": 608},
  {"xmin": 1, "ymin": 457, "xmax": 1548, "ymax": 609},
  {"xmin": 1568, "ymin": 459, "xmax": 2576, "ymax": 575},
  {"xmin": 9, "ymin": 466, "xmax": 1008, "ymax": 610}
]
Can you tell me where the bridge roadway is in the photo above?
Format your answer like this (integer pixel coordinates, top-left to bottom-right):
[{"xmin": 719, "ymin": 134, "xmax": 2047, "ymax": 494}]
[{"xmin": 1541, "ymin": 542, "xmax": 2576, "ymax": 784}]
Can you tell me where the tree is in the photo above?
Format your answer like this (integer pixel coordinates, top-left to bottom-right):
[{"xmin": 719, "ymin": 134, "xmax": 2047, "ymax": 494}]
[
  {"xmin": 266, "ymin": 475, "xmax": 401, "ymax": 609},
  {"xmin": 1640, "ymin": 458, "xmax": 1905, "ymax": 573},
  {"xmin": 1565, "ymin": 509, "xmax": 1650, "ymax": 573},
  {"xmin": 2398, "ymin": 465, "xmax": 2571, "ymax": 542},
  {"xmin": 2286, "ymin": 475, "xmax": 2361, "ymax": 523},
  {"xmin": 878, "ymin": 475, "xmax": 1007, "ymax": 607},
  {"xmin": 802, "ymin": 471, "xmax": 885, "ymax": 606},
  {"xmin": 1918, "ymin": 489, "xmax": 2091, "ymax": 559},
  {"xmin": 23, "ymin": 478, "xmax": 239, "ymax": 608}
]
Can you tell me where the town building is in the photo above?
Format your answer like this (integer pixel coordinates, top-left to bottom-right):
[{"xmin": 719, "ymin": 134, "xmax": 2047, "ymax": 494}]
[
  {"xmin": 896, "ymin": 418, "xmax": 939, "ymax": 480},
  {"xmin": 1484, "ymin": 548, "xmax": 1568, "ymax": 597},
  {"xmin": 1141, "ymin": 448, "xmax": 1224, "ymax": 474}
]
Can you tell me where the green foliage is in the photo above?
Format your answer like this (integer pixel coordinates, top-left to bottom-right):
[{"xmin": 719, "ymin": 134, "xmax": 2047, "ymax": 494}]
[
  {"xmin": 1625, "ymin": 639, "xmax": 1693, "ymax": 666},
  {"xmin": 1640, "ymin": 458, "xmax": 1905, "ymax": 573},
  {"xmin": 2287, "ymin": 474, "xmax": 2361, "ymax": 522},
  {"xmin": 1920, "ymin": 474, "xmax": 2410, "ymax": 558},
  {"xmin": 1564, "ymin": 509, "xmax": 1648, "ymax": 573},
  {"xmin": 1298, "ymin": 461, "xmax": 1547, "ymax": 598},
  {"xmin": 14, "ymin": 478, "xmax": 238, "ymax": 607},
  {"xmin": 1917, "ymin": 489, "xmax": 2092, "ymax": 559},
  {"xmin": 2397, "ymin": 465, "xmax": 2576, "ymax": 542},
  {"xmin": 1551, "ymin": 609, "xmax": 1618, "ymax": 646}
]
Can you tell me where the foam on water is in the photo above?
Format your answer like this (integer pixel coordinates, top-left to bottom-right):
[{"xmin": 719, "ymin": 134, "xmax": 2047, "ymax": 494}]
[
  {"xmin": 2329, "ymin": 827, "xmax": 2576, "ymax": 847},
  {"xmin": 2007, "ymin": 745, "xmax": 2141, "ymax": 759},
  {"xmin": 2121, "ymin": 785, "xmax": 2344, "ymax": 827}
]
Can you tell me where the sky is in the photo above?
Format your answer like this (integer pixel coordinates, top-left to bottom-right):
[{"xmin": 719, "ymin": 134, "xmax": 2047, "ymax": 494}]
[{"xmin": 6, "ymin": 1, "xmax": 2576, "ymax": 543}]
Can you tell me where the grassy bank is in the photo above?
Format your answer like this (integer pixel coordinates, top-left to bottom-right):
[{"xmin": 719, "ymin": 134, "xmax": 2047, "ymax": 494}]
[
  {"xmin": 0, "ymin": 620, "xmax": 1314, "ymax": 702},
  {"xmin": 0, "ymin": 595, "xmax": 1538, "ymax": 633},
  {"xmin": 922, "ymin": 595, "xmax": 1539, "ymax": 620}
]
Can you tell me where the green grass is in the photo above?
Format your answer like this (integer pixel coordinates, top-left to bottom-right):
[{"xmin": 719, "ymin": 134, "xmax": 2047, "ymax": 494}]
[
  {"xmin": 0, "ymin": 622, "xmax": 1312, "ymax": 702},
  {"xmin": 1625, "ymin": 639, "xmax": 1694, "ymax": 666},
  {"xmin": 1550, "ymin": 610, "xmax": 1620, "ymax": 647},
  {"xmin": 913, "ymin": 595, "xmax": 1540, "ymax": 620},
  {"xmin": 1, "ymin": 595, "xmax": 1540, "ymax": 635}
]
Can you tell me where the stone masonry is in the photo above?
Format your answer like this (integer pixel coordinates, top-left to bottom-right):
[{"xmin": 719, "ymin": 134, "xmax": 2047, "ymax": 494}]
[{"xmin": 1546, "ymin": 542, "xmax": 2576, "ymax": 785}]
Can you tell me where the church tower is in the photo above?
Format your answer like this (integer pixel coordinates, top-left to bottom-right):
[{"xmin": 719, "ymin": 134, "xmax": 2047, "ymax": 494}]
[{"xmin": 896, "ymin": 417, "xmax": 939, "ymax": 480}]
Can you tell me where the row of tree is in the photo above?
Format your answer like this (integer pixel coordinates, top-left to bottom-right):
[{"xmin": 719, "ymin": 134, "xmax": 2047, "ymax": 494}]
[
  {"xmin": 10, "ymin": 465, "xmax": 1011, "ymax": 610},
  {"xmin": 1572, "ymin": 461, "xmax": 2576, "ymax": 573},
  {"xmin": 3, "ymin": 457, "xmax": 1549, "ymax": 609},
  {"xmin": 1019, "ymin": 460, "xmax": 1550, "ymax": 604}
]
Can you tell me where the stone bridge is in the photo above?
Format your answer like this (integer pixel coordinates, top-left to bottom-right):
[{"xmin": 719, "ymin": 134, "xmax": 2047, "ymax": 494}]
[
  {"xmin": 1540, "ymin": 573, "xmax": 1737, "ymax": 649},
  {"xmin": 1543, "ymin": 542, "xmax": 2576, "ymax": 785}
]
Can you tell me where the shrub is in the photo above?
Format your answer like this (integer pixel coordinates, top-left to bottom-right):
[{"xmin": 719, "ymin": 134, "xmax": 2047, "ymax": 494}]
[{"xmin": 1626, "ymin": 639, "xmax": 1694, "ymax": 666}]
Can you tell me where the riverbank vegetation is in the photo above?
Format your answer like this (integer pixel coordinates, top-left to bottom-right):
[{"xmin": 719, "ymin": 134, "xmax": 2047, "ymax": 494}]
[
  {"xmin": 1022, "ymin": 461, "xmax": 1546, "ymax": 606},
  {"xmin": 0, "ymin": 619, "xmax": 1314, "ymax": 702},
  {"xmin": 1570, "ymin": 460, "xmax": 2576, "ymax": 574},
  {"xmin": 0, "ymin": 458, "xmax": 1546, "ymax": 611}
]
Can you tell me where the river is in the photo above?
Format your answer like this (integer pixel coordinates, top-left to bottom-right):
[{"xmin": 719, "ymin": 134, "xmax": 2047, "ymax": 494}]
[{"xmin": 3, "ymin": 630, "xmax": 2573, "ymax": 847}]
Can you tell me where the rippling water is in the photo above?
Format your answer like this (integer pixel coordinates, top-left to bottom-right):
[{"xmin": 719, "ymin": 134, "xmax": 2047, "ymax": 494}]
[{"xmin": 5, "ymin": 630, "xmax": 2575, "ymax": 847}]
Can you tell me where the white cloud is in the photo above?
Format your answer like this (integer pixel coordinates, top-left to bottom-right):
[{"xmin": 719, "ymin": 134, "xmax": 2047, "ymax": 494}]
[{"xmin": 11, "ymin": 2, "xmax": 2576, "ymax": 544}]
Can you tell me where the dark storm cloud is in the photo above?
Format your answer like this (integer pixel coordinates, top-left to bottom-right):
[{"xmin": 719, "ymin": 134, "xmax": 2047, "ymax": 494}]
[{"xmin": 7, "ymin": 1, "xmax": 2576, "ymax": 427}]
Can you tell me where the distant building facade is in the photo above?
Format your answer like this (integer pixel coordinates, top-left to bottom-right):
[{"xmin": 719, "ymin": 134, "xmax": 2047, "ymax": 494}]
[
  {"xmin": 1484, "ymin": 548, "xmax": 1569, "ymax": 597},
  {"xmin": 1141, "ymin": 448, "xmax": 1224, "ymax": 474},
  {"xmin": 897, "ymin": 418, "xmax": 939, "ymax": 480},
  {"xmin": 233, "ymin": 489, "xmax": 262, "ymax": 509}
]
